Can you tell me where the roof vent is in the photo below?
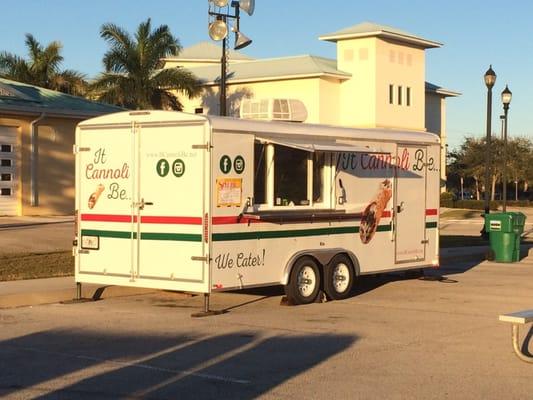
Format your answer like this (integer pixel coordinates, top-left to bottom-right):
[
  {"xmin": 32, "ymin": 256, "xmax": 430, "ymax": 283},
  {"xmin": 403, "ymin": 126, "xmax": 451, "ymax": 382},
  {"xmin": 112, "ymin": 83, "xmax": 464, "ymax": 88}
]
[{"xmin": 240, "ymin": 98, "xmax": 308, "ymax": 122}]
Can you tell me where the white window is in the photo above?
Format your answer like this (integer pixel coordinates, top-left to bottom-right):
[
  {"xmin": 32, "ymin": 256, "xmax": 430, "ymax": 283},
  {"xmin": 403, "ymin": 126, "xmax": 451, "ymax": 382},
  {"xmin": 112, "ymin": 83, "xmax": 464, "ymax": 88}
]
[{"xmin": 398, "ymin": 86, "xmax": 403, "ymax": 105}]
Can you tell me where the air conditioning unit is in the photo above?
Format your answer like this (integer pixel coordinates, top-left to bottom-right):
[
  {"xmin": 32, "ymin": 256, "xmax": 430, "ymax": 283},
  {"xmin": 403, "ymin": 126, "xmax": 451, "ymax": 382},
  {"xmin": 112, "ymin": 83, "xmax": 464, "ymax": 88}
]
[{"xmin": 239, "ymin": 98, "xmax": 308, "ymax": 122}]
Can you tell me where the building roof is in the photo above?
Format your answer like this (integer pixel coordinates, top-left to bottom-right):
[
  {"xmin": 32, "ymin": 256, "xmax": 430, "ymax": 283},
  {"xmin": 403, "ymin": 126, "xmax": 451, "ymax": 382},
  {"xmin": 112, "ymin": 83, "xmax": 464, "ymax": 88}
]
[
  {"xmin": 186, "ymin": 54, "xmax": 351, "ymax": 84},
  {"xmin": 319, "ymin": 21, "xmax": 442, "ymax": 49},
  {"xmin": 0, "ymin": 78, "xmax": 123, "ymax": 118},
  {"xmin": 163, "ymin": 41, "xmax": 254, "ymax": 63},
  {"xmin": 425, "ymin": 82, "xmax": 461, "ymax": 97}
]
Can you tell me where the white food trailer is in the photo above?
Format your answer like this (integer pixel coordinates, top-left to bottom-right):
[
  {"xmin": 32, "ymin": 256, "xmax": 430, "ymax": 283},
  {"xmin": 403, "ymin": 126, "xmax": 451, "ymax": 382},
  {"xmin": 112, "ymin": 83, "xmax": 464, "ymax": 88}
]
[{"xmin": 74, "ymin": 110, "xmax": 440, "ymax": 311}]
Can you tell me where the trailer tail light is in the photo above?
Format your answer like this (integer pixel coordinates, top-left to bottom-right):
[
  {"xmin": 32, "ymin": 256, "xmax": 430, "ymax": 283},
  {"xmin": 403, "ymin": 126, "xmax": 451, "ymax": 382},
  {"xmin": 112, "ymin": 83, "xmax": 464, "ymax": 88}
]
[
  {"xmin": 204, "ymin": 213, "xmax": 209, "ymax": 243},
  {"xmin": 72, "ymin": 209, "xmax": 79, "ymax": 250},
  {"xmin": 74, "ymin": 209, "xmax": 79, "ymax": 240},
  {"xmin": 431, "ymin": 258, "xmax": 440, "ymax": 268},
  {"xmin": 213, "ymin": 283, "xmax": 223, "ymax": 289}
]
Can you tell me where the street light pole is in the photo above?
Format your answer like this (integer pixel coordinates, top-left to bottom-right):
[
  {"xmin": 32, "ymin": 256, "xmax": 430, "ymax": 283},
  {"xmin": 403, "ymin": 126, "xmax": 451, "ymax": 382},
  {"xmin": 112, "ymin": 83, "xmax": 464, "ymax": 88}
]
[
  {"xmin": 208, "ymin": 0, "xmax": 254, "ymax": 117},
  {"xmin": 220, "ymin": 32, "xmax": 227, "ymax": 116},
  {"xmin": 482, "ymin": 66, "xmax": 496, "ymax": 235},
  {"xmin": 501, "ymin": 85, "xmax": 512, "ymax": 212}
]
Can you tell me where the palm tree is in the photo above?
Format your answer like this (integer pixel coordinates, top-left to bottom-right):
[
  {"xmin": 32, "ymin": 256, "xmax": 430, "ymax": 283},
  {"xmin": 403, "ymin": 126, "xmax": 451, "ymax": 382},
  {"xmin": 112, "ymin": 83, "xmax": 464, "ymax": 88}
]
[
  {"xmin": 0, "ymin": 34, "xmax": 87, "ymax": 96},
  {"xmin": 90, "ymin": 18, "xmax": 200, "ymax": 110}
]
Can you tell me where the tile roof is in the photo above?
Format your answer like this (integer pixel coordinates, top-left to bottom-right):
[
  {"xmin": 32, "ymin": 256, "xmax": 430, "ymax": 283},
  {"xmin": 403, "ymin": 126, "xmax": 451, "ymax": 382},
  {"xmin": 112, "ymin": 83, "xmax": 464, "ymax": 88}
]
[
  {"xmin": 319, "ymin": 21, "xmax": 441, "ymax": 48},
  {"xmin": 185, "ymin": 54, "xmax": 351, "ymax": 84},
  {"xmin": 165, "ymin": 41, "xmax": 254, "ymax": 62},
  {"xmin": 0, "ymin": 78, "xmax": 123, "ymax": 117}
]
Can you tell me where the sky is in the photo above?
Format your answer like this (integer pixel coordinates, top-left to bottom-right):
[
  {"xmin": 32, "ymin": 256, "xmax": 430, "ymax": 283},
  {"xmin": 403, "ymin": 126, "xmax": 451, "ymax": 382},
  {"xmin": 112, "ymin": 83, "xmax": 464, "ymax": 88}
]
[{"xmin": 2, "ymin": 0, "xmax": 533, "ymax": 150}]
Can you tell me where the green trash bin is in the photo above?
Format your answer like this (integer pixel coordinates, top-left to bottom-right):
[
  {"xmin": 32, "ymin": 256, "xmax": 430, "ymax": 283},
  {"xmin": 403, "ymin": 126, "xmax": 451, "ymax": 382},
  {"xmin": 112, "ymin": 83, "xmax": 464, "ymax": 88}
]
[{"xmin": 484, "ymin": 212, "xmax": 527, "ymax": 263}]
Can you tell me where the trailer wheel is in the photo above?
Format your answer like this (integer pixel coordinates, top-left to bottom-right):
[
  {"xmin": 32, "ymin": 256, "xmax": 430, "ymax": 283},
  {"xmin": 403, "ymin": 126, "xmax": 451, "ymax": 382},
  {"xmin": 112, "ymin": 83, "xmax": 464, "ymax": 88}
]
[
  {"xmin": 284, "ymin": 257, "xmax": 321, "ymax": 305},
  {"xmin": 324, "ymin": 254, "xmax": 354, "ymax": 300}
]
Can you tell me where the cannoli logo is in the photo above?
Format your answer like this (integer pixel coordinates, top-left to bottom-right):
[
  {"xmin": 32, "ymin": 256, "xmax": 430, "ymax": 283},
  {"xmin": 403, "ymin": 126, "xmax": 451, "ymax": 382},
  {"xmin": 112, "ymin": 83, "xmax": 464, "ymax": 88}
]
[
  {"xmin": 88, "ymin": 184, "xmax": 105, "ymax": 209},
  {"xmin": 85, "ymin": 148, "xmax": 130, "ymax": 180},
  {"xmin": 337, "ymin": 148, "xmax": 438, "ymax": 173},
  {"xmin": 85, "ymin": 147, "xmax": 131, "ymax": 205},
  {"xmin": 360, "ymin": 179, "xmax": 392, "ymax": 244}
]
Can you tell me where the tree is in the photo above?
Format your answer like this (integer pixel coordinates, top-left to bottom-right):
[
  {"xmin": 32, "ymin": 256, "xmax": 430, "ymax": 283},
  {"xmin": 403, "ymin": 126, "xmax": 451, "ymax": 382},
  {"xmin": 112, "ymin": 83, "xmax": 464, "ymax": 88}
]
[
  {"xmin": 505, "ymin": 136, "xmax": 533, "ymax": 198},
  {"xmin": 449, "ymin": 135, "xmax": 533, "ymax": 201},
  {"xmin": 0, "ymin": 34, "xmax": 87, "ymax": 96},
  {"xmin": 90, "ymin": 18, "xmax": 201, "ymax": 110}
]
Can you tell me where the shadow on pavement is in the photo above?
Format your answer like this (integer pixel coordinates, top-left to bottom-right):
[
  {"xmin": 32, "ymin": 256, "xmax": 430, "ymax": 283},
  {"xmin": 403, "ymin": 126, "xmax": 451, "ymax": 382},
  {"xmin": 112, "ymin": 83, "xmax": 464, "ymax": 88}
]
[{"xmin": 0, "ymin": 329, "xmax": 356, "ymax": 399}]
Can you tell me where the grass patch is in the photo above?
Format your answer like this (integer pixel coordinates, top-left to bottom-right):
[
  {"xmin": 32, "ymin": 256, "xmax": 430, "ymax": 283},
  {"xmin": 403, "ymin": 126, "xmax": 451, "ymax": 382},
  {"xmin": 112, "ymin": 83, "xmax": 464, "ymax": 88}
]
[
  {"xmin": 440, "ymin": 235, "xmax": 487, "ymax": 248},
  {"xmin": 440, "ymin": 209, "xmax": 484, "ymax": 220},
  {"xmin": 440, "ymin": 234, "xmax": 532, "ymax": 248},
  {"xmin": 0, "ymin": 251, "xmax": 73, "ymax": 281}
]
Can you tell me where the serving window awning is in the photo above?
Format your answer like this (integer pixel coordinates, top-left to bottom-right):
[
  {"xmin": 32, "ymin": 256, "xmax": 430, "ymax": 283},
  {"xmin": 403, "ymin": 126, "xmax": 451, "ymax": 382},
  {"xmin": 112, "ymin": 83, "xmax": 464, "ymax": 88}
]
[{"xmin": 255, "ymin": 136, "xmax": 388, "ymax": 154}]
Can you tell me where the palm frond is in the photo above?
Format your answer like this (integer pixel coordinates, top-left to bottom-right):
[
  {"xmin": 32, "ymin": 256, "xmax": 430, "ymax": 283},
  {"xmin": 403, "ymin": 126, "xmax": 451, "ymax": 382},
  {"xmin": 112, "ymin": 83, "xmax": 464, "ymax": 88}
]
[
  {"xmin": 100, "ymin": 23, "xmax": 133, "ymax": 50},
  {"xmin": 50, "ymin": 69, "xmax": 88, "ymax": 96},
  {"xmin": 24, "ymin": 34, "xmax": 42, "ymax": 62},
  {"xmin": 151, "ymin": 89, "xmax": 182, "ymax": 110},
  {"xmin": 151, "ymin": 68, "xmax": 201, "ymax": 98}
]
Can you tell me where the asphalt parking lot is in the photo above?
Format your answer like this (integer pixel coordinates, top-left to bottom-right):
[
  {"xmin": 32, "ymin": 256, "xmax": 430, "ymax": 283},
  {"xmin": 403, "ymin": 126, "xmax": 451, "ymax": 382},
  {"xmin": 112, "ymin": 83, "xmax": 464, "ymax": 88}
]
[{"xmin": 2, "ymin": 255, "xmax": 533, "ymax": 399}]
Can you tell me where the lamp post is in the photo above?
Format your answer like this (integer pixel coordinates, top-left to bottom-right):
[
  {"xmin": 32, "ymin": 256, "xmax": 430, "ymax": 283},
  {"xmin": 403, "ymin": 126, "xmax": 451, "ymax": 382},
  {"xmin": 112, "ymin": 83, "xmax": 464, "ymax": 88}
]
[
  {"xmin": 208, "ymin": 0, "xmax": 254, "ymax": 116},
  {"xmin": 482, "ymin": 65, "xmax": 496, "ymax": 236},
  {"xmin": 501, "ymin": 85, "xmax": 512, "ymax": 212}
]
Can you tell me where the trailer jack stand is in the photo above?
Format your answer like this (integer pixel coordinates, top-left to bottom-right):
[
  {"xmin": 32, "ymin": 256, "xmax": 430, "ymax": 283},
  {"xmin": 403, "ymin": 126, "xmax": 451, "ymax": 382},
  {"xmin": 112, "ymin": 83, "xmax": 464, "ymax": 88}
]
[
  {"xmin": 191, "ymin": 294, "xmax": 226, "ymax": 318},
  {"xmin": 61, "ymin": 282, "xmax": 93, "ymax": 304}
]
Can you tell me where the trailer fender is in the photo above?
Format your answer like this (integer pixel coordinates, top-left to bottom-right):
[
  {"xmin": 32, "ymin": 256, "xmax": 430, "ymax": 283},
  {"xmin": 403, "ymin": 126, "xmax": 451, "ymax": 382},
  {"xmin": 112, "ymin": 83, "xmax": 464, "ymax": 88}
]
[{"xmin": 281, "ymin": 248, "xmax": 361, "ymax": 285}]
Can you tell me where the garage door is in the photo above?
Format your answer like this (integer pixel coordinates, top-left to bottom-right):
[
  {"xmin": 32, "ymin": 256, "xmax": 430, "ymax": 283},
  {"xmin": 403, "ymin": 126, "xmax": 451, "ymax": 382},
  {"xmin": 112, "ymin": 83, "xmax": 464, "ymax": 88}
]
[{"xmin": 0, "ymin": 126, "xmax": 18, "ymax": 215}]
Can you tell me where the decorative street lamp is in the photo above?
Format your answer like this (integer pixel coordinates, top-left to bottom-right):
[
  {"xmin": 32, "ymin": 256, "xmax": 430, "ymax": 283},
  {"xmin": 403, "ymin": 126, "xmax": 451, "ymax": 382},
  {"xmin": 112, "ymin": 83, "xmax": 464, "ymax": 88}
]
[
  {"xmin": 208, "ymin": 0, "xmax": 254, "ymax": 116},
  {"xmin": 482, "ymin": 65, "xmax": 496, "ymax": 237},
  {"xmin": 501, "ymin": 84, "xmax": 512, "ymax": 212}
]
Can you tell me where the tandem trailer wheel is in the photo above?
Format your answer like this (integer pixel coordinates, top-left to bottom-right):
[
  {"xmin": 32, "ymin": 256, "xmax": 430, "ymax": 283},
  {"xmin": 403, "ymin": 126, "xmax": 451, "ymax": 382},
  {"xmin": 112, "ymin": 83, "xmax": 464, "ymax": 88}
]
[{"xmin": 284, "ymin": 256, "xmax": 321, "ymax": 305}]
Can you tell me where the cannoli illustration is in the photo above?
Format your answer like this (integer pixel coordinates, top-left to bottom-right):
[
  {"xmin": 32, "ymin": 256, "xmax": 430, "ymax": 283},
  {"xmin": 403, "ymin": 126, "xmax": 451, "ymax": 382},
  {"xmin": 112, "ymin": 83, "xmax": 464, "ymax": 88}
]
[
  {"xmin": 360, "ymin": 179, "xmax": 392, "ymax": 244},
  {"xmin": 88, "ymin": 184, "xmax": 105, "ymax": 209}
]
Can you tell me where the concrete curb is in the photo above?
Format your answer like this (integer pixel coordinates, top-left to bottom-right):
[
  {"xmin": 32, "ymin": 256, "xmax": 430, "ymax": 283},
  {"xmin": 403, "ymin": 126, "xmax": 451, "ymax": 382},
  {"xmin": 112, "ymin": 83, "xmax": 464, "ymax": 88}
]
[
  {"xmin": 0, "ymin": 280, "xmax": 159, "ymax": 309},
  {"xmin": 0, "ymin": 220, "xmax": 73, "ymax": 230}
]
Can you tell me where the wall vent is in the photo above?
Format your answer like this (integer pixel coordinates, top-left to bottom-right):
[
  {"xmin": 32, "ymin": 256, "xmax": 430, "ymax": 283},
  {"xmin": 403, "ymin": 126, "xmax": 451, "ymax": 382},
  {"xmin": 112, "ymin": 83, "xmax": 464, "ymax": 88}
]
[{"xmin": 240, "ymin": 99, "xmax": 308, "ymax": 122}]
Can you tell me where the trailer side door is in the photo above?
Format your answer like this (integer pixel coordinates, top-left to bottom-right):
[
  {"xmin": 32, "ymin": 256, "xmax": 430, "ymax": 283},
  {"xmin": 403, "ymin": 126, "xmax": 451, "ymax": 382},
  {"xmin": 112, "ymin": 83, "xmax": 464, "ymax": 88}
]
[{"xmin": 394, "ymin": 145, "xmax": 427, "ymax": 263}]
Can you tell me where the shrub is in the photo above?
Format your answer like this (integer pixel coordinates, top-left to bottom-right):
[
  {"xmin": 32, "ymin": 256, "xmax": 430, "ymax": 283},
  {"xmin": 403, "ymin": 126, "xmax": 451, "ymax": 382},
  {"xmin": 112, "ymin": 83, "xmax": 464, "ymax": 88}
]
[
  {"xmin": 440, "ymin": 192, "xmax": 455, "ymax": 207},
  {"xmin": 453, "ymin": 200, "xmax": 498, "ymax": 210}
]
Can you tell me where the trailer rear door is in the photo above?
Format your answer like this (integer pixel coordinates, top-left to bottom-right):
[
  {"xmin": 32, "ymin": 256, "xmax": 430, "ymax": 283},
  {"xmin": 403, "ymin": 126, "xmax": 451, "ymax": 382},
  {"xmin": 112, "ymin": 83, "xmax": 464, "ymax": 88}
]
[
  {"xmin": 76, "ymin": 112, "xmax": 210, "ymax": 293},
  {"xmin": 136, "ymin": 121, "xmax": 209, "ymax": 292},
  {"xmin": 76, "ymin": 123, "xmax": 136, "ymax": 278}
]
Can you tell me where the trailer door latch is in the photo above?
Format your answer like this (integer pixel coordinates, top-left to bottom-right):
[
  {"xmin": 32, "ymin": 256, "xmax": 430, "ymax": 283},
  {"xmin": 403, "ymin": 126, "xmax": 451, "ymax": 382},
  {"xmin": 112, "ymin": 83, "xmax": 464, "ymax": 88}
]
[{"xmin": 191, "ymin": 256, "xmax": 209, "ymax": 262}]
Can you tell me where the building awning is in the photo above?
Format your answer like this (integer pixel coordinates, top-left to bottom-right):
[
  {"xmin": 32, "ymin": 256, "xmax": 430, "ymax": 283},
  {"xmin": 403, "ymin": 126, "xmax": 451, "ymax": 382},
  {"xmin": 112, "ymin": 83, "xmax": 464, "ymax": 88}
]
[{"xmin": 255, "ymin": 136, "xmax": 387, "ymax": 153}]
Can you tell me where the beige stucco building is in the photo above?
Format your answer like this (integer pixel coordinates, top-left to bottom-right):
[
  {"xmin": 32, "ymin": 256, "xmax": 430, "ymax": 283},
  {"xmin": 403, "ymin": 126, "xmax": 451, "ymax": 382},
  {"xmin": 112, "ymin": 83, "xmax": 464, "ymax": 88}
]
[
  {"xmin": 0, "ymin": 78, "xmax": 121, "ymax": 216},
  {"xmin": 164, "ymin": 22, "xmax": 459, "ymax": 189}
]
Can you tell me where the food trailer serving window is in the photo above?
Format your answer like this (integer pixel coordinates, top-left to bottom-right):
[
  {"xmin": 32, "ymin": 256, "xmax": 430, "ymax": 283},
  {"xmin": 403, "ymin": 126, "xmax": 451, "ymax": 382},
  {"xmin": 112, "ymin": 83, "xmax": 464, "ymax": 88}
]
[{"xmin": 254, "ymin": 137, "xmax": 383, "ymax": 209}]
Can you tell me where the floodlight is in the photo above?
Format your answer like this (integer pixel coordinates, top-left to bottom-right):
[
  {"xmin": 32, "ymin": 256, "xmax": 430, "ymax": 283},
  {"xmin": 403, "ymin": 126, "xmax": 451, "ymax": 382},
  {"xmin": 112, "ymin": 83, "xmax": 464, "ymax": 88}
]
[
  {"xmin": 234, "ymin": 31, "xmax": 252, "ymax": 50},
  {"xmin": 208, "ymin": 19, "xmax": 228, "ymax": 41},
  {"xmin": 212, "ymin": 0, "xmax": 229, "ymax": 7},
  {"xmin": 239, "ymin": 0, "xmax": 255, "ymax": 15}
]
